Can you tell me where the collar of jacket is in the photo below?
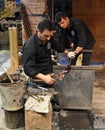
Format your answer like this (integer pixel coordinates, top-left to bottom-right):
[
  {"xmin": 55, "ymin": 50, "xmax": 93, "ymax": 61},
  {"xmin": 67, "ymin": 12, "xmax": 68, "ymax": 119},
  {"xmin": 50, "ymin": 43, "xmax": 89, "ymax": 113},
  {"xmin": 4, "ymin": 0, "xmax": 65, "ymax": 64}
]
[{"xmin": 35, "ymin": 33, "xmax": 48, "ymax": 47}]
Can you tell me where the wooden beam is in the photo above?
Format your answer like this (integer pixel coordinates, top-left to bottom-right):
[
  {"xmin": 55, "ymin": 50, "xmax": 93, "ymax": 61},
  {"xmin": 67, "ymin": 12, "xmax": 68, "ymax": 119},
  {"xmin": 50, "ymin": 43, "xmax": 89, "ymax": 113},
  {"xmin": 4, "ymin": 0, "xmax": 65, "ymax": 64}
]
[{"xmin": 9, "ymin": 27, "xmax": 19, "ymax": 73}]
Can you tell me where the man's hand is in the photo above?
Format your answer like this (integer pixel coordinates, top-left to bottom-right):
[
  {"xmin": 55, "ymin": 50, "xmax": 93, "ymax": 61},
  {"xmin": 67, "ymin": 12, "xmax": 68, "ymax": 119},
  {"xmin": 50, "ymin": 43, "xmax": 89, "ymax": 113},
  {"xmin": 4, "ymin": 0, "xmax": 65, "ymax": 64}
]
[
  {"xmin": 43, "ymin": 74, "xmax": 55, "ymax": 85},
  {"xmin": 35, "ymin": 73, "xmax": 55, "ymax": 85},
  {"xmin": 68, "ymin": 51, "xmax": 76, "ymax": 59}
]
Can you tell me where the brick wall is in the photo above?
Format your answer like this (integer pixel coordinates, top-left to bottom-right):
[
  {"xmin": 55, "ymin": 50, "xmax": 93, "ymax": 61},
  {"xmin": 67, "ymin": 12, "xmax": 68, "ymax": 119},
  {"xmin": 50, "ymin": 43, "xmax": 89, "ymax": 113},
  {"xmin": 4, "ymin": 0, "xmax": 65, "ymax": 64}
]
[{"xmin": 21, "ymin": 0, "xmax": 47, "ymax": 42}]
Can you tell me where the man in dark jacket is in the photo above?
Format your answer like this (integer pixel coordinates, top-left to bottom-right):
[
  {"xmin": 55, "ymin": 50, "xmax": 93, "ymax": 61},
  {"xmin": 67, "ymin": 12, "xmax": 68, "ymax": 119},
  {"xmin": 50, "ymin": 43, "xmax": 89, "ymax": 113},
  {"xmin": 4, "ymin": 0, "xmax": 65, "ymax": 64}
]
[
  {"xmin": 23, "ymin": 19, "xmax": 74, "ymax": 85},
  {"xmin": 55, "ymin": 12, "xmax": 96, "ymax": 65}
]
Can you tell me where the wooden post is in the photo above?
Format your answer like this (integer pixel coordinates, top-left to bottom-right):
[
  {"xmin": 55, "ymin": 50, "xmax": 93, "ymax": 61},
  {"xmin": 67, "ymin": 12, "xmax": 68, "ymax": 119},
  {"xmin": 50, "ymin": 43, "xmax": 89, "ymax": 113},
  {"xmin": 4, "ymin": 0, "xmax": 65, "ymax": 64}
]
[
  {"xmin": 12, "ymin": 27, "xmax": 19, "ymax": 69},
  {"xmin": 9, "ymin": 27, "xmax": 19, "ymax": 73}
]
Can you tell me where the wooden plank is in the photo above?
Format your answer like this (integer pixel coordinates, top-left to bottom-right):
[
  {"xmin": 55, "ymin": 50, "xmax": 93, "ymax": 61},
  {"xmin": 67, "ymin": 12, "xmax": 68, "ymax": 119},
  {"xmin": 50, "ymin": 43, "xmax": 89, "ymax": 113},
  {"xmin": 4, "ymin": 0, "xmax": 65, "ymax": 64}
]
[
  {"xmin": 12, "ymin": 27, "xmax": 19, "ymax": 70},
  {"xmin": 9, "ymin": 27, "xmax": 19, "ymax": 73}
]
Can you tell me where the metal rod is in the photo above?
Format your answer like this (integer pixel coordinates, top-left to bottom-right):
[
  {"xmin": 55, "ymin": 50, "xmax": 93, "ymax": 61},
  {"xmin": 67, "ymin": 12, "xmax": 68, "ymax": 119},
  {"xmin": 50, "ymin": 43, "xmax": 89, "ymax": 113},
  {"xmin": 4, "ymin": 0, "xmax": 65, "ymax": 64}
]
[{"xmin": 69, "ymin": 49, "xmax": 93, "ymax": 53}]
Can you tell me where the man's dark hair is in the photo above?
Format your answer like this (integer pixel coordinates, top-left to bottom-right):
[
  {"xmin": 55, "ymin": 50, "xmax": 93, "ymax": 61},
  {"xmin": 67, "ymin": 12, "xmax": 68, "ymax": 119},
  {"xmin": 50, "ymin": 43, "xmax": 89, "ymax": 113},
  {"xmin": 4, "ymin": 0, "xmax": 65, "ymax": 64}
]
[
  {"xmin": 38, "ymin": 19, "xmax": 55, "ymax": 33},
  {"xmin": 55, "ymin": 12, "xmax": 69, "ymax": 23}
]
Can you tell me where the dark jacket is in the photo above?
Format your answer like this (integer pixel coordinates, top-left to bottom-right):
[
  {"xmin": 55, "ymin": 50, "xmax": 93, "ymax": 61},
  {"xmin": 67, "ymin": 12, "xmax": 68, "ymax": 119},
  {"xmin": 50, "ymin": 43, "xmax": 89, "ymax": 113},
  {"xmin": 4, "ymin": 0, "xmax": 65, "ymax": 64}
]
[
  {"xmin": 60, "ymin": 18, "xmax": 96, "ymax": 50},
  {"xmin": 23, "ymin": 33, "xmax": 65, "ymax": 78}
]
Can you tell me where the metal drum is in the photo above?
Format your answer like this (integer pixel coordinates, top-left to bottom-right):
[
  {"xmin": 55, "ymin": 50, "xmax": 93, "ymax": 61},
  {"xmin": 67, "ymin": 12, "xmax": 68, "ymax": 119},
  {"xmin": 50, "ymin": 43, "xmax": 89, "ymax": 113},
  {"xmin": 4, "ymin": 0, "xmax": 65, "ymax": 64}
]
[{"xmin": 53, "ymin": 65, "xmax": 95, "ymax": 110}]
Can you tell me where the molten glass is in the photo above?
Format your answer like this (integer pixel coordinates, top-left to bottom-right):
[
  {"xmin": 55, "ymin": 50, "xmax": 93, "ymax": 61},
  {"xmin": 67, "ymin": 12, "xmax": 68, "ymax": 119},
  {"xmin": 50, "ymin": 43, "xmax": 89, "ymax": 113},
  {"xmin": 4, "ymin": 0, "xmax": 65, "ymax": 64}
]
[{"xmin": 58, "ymin": 65, "xmax": 71, "ymax": 80}]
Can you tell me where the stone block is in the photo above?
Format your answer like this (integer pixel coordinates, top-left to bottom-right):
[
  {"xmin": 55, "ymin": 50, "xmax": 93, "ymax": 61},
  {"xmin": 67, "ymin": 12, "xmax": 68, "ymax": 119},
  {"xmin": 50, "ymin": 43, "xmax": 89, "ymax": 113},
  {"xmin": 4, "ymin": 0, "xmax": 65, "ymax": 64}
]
[{"xmin": 25, "ymin": 96, "xmax": 52, "ymax": 130}]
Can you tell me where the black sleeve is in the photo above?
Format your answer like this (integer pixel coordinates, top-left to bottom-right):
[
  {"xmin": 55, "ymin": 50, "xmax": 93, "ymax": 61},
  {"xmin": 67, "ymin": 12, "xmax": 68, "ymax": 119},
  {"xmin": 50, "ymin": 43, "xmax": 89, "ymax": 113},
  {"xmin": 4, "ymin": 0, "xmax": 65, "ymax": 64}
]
[
  {"xmin": 74, "ymin": 20, "xmax": 87, "ymax": 47},
  {"xmin": 22, "ymin": 40, "xmax": 40, "ymax": 78},
  {"xmin": 50, "ymin": 37, "xmax": 65, "ymax": 52}
]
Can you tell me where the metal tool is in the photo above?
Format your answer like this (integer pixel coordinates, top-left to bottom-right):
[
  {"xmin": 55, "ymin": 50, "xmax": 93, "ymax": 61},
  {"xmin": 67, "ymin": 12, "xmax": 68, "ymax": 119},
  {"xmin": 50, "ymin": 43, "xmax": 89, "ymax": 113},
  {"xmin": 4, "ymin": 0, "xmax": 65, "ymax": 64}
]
[
  {"xmin": 69, "ymin": 42, "xmax": 74, "ymax": 63},
  {"xmin": 53, "ymin": 42, "xmax": 75, "ymax": 92},
  {"xmin": 26, "ymin": 81, "xmax": 48, "ymax": 91},
  {"xmin": 26, "ymin": 91, "xmax": 44, "ymax": 102},
  {"xmin": 57, "ymin": 43, "xmax": 74, "ymax": 80},
  {"xmin": 26, "ymin": 81, "xmax": 58, "ymax": 95}
]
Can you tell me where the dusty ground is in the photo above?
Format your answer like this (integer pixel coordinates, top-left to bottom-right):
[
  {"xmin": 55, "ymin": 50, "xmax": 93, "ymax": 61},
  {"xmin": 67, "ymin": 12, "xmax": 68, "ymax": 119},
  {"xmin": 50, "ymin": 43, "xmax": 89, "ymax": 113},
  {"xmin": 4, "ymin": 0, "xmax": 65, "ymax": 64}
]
[
  {"xmin": 92, "ymin": 68, "xmax": 105, "ymax": 115},
  {"xmin": 92, "ymin": 67, "xmax": 105, "ymax": 129}
]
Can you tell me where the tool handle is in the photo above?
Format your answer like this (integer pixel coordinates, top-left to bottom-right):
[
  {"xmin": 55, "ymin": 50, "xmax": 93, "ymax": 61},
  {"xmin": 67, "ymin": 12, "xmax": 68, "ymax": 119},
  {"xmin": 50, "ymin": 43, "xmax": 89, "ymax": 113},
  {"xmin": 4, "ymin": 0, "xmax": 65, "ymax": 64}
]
[{"xmin": 4, "ymin": 68, "xmax": 14, "ymax": 83}]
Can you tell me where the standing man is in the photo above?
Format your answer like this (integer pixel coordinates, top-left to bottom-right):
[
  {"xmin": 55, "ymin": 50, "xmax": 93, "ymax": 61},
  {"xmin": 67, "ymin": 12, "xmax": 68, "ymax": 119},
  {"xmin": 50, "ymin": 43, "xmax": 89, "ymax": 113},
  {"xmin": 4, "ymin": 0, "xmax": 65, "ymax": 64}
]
[
  {"xmin": 23, "ymin": 19, "xmax": 74, "ymax": 86},
  {"xmin": 55, "ymin": 12, "xmax": 96, "ymax": 65}
]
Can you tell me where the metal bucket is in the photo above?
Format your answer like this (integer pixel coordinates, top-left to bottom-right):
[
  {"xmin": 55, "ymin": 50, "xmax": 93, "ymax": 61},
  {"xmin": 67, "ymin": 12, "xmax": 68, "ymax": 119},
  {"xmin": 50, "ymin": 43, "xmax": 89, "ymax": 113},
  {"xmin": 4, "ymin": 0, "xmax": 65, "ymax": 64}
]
[
  {"xmin": 54, "ymin": 66, "xmax": 95, "ymax": 110},
  {"xmin": 0, "ymin": 73, "xmax": 26, "ymax": 111}
]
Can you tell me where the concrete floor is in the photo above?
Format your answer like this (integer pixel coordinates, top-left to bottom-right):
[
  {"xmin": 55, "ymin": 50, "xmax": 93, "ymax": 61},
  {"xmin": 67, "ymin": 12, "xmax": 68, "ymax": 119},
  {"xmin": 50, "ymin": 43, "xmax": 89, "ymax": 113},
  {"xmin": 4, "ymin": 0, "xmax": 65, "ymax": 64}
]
[
  {"xmin": 0, "ymin": 50, "xmax": 10, "ymax": 75},
  {"xmin": 0, "ymin": 50, "xmax": 105, "ymax": 129},
  {"xmin": 92, "ymin": 68, "xmax": 105, "ymax": 129}
]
